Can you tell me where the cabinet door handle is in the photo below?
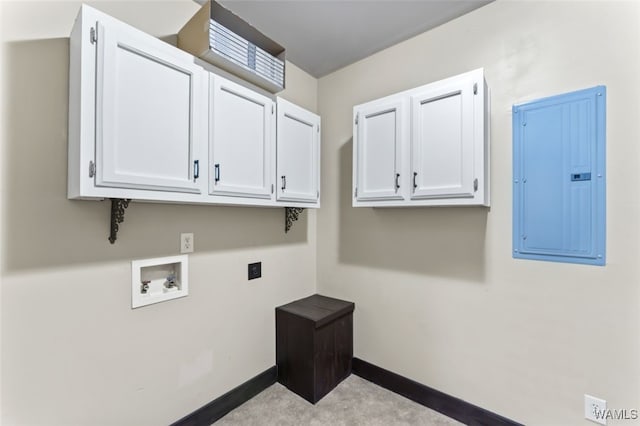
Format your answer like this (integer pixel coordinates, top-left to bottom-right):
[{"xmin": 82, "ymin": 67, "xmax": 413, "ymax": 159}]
[
  {"xmin": 214, "ymin": 164, "xmax": 220, "ymax": 183},
  {"xmin": 281, "ymin": 175, "xmax": 286, "ymax": 191},
  {"xmin": 395, "ymin": 173, "xmax": 400, "ymax": 191},
  {"xmin": 193, "ymin": 160, "xmax": 199, "ymax": 180},
  {"xmin": 413, "ymin": 172, "xmax": 418, "ymax": 190}
]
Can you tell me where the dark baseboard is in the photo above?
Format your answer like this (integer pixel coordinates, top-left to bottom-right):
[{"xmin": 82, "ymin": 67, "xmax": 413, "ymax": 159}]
[
  {"xmin": 171, "ymin": 366, "xmax": 277, "ymax": 426},
  {"xmin": 352, "ymin": 358, "xmax": 522, "ymax": 426}
]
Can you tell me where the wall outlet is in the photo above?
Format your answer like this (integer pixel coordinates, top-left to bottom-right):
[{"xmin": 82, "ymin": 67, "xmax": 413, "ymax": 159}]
[
  {"xmin": 585, "ymin": 394, "xmax": 607, "ymax": 425},
  {"xmin": 180, "ymin": 233, "xmax": 194, "ymax": 254},
  {"xmin": 248, "ymin": 262, "xmax": 261, "ymax": 280}
]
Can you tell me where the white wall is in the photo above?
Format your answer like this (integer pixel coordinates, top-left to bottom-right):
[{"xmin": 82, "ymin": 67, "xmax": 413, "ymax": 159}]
[
  {"xmin": 317, "ymin": 1, "xmax": 640, "ymax": 425},
  {"xmin": 0, "ymin": 2, "xmax": 317, "ymax": 425}
]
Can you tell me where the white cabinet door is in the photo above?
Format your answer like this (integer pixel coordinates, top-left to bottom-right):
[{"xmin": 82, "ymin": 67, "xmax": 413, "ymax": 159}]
[
  {"xmin": 410, "ymin": 74, "xmax": 475, "ymax": 199},
  {"xmin": 354, "ymin": 97, "xmax": 407, "ymax": 202},
  {"xmin": 276, "ymin": 98, "xmax": 320, "ymax": 203},
  {"xmin": 95, "ymin": 20, "xmax": 205, "ymax": 193},
  {"xmin": 210, "ymin": 75, "xmax": 274, "ymax": 199}
]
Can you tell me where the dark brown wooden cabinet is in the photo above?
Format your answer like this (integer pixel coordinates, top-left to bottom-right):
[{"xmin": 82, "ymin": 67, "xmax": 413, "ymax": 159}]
[{"xmin": 276, "ymin": 294, "xmax": 355, "ymax": 404}]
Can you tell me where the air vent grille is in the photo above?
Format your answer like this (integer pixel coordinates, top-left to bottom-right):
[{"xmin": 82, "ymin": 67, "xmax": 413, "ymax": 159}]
[{"xmin": 209, "ymin": 20, "xmax": 285, "ymax": 88}]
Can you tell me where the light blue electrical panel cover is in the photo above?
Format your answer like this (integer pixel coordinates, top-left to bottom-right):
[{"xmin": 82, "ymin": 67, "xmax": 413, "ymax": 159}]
[{"xmin": 513, "ymin": 86, "xmax": 606, "ymax": 265}]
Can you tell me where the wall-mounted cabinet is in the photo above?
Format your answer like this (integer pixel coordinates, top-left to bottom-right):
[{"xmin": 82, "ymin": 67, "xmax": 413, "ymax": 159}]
[
  {"xmin": 69, "ymin": 5, "xmax": 207, "ymax": 201},
  {"xmin": 210, "ymin": 74, "xmax": 275, "ymax": 200},
  {"xmin": 68, "ymin": 5, "xmax": 320, "ymax": 211},
  {"xmin": 276, "ymin": 98, "xmax": 321, "ymax": 206},
  {"xmin": 353, "ymin": 68, "xmax": 489, "ymax": 207}
]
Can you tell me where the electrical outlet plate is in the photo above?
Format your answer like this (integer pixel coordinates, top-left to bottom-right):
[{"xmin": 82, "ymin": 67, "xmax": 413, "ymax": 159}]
[
  {"xmin": 585, "ymin": 394, "xmax": 607, "ymax": 425},
  {"xmin": 181, "ymin": 233, "xmax": 194, "ymax": 253},
  {"xmin": 248, "ymin": 262, "xmax": 261, "ymax": 280}
]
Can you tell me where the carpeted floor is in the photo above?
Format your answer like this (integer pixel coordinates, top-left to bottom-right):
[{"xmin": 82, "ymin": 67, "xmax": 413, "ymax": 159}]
[{"xmin": 215, "ymin": 375, "xmax": 462, "ymax": 425}]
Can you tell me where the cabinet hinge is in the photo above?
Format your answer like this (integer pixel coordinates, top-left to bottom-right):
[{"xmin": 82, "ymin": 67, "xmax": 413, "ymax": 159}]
[
  {"xmin": 473, "ymin": 83, "xmax": 478, "ymax": 95},
  {"xmin": 271, "ymin": 184, "xmax": 274, "ymax": 194},
  {"xmin": 90, "ymin": 27, "xmax": 97, "ymax": 44},
  {"xmin": 355, "ymin": 114, "xmax": 359, "ymax": 125},
  {"xmin": 317, "ymin": 190, "xmax": 320, "ymax": 199},
  {"xmin": 271, "ymin": 104, "xmax": 274, "ymax": 114},
  {"xmin": 317, "ymin": 124, "xmax": 320, "ymax": 133},
  {"xmin": 473, "ymin": 178, "xmax": 478, "ymax": 192},
  {"xmin": 354, "ymin": 187, "xmax": 358, "ymax": 198},
  {"xmin": 89, "ymin": 161, "xmax": 96, "ymax": 178}
]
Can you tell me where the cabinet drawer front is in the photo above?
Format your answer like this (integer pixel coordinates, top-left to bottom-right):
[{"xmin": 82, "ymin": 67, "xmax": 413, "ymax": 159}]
[
  {"xmin": 277, "ymin": 99, "xmax": 320, "ymax": 203},
  {"xmin": 355, "ymin": 99, "xmax": 406, "ymax": 201},
  {"xmin": 95, "ymin": 21, "xmax": 204, "ymax": 193},
  {"xmin": 210, "ymin": 75, "xmax": 274, "ymax": 199},
  {"xmin": 410, "ymin": 77, "xmax": 475, "ymax": 200}
]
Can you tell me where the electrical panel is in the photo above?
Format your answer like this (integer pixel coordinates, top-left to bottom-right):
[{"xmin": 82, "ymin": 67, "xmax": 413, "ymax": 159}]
[{"xmin": 513, "ymin": 86, "xmax": 606, "ymax": 265}]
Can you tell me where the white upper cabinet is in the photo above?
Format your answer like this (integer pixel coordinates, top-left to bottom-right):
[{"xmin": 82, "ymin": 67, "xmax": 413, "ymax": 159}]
[
  {"xmin": 69, "ymin": 5, "xmax": 206, "ymax": 200},
  {"xmin": 68, "ymin": 6, "xmax": 319, "ymax": 209},
  {"xmin": 353, "ymin": 68, "xmax": 489, "ymax": 207},
  {"xmin": 353, "ymin": 97, "xmax": 407, "ymax": 202},
  {"xmin": 276, "ymin": 98, "xmax": 320, "ymax": 205},
  {"xmin": 210, "ymin": 74, "xmax": 275, "ymax": 200}
]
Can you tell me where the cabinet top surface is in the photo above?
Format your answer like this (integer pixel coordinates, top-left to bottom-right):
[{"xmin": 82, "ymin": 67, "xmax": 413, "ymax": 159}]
[
  {"xmin": 353, "ymin": 67, "xmax": 485, "ymax": 110},
  {"xmin": 276, "ymin": 294, "xmax": 354, "ymax": 327}
]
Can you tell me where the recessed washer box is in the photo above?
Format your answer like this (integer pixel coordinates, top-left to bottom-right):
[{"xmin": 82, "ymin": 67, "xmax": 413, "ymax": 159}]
[{"xmin": 131, "ymin": 255, "xmax": 189, "ymax": 308}]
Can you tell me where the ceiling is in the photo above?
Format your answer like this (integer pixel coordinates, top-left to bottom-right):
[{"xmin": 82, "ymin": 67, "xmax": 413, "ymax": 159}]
[{"xmin": 213, "ymin": 0, "xmax": 493, "ymax": 78}]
